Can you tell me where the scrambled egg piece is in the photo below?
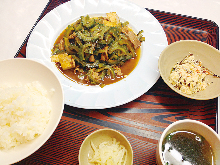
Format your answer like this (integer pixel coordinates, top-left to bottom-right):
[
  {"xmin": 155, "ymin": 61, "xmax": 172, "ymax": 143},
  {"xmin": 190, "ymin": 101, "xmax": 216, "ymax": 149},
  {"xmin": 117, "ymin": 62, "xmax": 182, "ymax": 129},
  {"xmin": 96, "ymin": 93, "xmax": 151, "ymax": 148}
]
[
  {"xmin": 103, "ymin": 12, "xmax": 120, "ymax": 27},
  {"xmin": 51, "ymin": 53, "xmax": 75, "ymax": 70}
]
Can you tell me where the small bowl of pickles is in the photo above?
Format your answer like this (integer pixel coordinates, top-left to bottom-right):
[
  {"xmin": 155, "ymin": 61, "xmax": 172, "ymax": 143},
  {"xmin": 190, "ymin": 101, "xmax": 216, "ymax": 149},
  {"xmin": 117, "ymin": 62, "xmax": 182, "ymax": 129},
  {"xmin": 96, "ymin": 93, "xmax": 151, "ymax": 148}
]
[
  {"xmin": 78, "ymin": 128, "xmax": 133, "ymax": 165},
  {"xmin": 156, "ymin": 119, "xmax": 220, "ymax": 165}
]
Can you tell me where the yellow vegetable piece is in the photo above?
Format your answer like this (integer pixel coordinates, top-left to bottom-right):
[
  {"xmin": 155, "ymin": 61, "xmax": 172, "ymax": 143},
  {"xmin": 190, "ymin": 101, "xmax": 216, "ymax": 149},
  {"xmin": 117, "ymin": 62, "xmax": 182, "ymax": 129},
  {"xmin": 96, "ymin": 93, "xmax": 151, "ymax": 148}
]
[
  {"xmin": 50, "ymin": 55, "xmax": 59, "ymax": 63},
  {"xmin": 106, "ymin": 12, "xmax": 120, "ymax": 24},
  {"xmin": 58, "ymin": 53, "xmax": 75, "ymax": 70}
]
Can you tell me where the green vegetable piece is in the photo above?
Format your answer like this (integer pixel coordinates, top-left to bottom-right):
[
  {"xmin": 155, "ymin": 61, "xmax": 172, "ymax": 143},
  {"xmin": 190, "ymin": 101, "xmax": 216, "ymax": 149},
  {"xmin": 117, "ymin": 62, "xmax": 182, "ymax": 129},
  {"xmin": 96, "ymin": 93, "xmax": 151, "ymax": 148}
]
[
  {"xmin": 86, "ymin": 69, "xmax": 101, "ymax": 85},
  {"xmin": 108, "ymin": 42, "xmax": 128, "ymax": 54},
  {"xmin": 75, "ymin": 37, "xmax": 83, "ymax": 47},
  {"xmin": 104, "ymin": 33, "xmax": 114, "ymax": 45},
  {"xmin": 108, "ymin": 27, "xmax": 121, "ymax": 40},
  {"xmin": 69, "ymin": 44, "xmax": 80, "ymax": 53},
  {"xmin": 63, "ymin": 37, "xmax": 75, "ymax": 54},
  {"xmin": 107, "ymin": 59, "xmax": 118, "ymax": 65},
  {"xmin": 76, "ymin": 31, "xmax": 99, "ymax": 42},
  {"xmin": 71, "ymin": 55, "xmax": 86, "ymax": 67},
  {"xmin": 73, "ymin": 20, "xmax": 83, "ymax": 31},
  {"xmin": 64, "ymin": 25, "xmax": 75, "ymax": 38},
  {"xmin": 90, "ymin": 24, "xmax": 102, "ymax": 33},
  {"xmin": 137, "ymin": 30, "xmax": 145, "ymax": 42},
  {"xmin": 118, "ymin": 39, "xmax": 135, "ymax": 57},
  {"xmin": 97, "ymin": 64, "xmax": 115, "ymax": 79},
  {"xmin": 97, "ymin": 26, "xmax": 111, "ymax": 40},
  {"xmin": 81, "ymin": 15, "xmax": 95, "ymax": 28},
  {"xmin": 80, "ymin": 43, "xmax": 93, "ymax": 61},
  {"xmin": 51, "ymin": 46, "xmax": 65, "ymax": 55},
  {"xmin": 85, "ymin": 60, "xmax": 100, "ymax": 68}
]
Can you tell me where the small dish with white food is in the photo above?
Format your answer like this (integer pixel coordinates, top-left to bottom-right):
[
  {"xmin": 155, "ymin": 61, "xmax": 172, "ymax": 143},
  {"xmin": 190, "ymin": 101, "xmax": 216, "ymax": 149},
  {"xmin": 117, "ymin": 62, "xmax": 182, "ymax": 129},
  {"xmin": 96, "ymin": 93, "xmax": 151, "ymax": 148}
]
[
  {"xmin": 78, "ymin": 128, "xmax": 133, "ymax": 165},
  {"xmin": 159, "ymin": 40, "xmax": 220, "ymax": 100}
]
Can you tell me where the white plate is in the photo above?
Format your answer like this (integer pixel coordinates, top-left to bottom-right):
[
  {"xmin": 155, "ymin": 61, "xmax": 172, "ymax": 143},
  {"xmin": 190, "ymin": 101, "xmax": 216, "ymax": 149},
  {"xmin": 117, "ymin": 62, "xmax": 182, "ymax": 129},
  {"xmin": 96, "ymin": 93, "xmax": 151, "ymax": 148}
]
[{"xmin": 26, "ymin": 0, "xmax": 168, "ymax": 109}]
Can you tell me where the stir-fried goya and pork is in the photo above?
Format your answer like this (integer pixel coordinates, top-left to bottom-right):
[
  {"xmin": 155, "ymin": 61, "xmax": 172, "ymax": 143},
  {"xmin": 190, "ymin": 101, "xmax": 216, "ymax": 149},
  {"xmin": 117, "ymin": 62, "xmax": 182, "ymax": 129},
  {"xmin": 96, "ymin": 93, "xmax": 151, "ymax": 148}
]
[{"xmin": 51, "ymin": 12, "xmax": 145, "ymax": 87}]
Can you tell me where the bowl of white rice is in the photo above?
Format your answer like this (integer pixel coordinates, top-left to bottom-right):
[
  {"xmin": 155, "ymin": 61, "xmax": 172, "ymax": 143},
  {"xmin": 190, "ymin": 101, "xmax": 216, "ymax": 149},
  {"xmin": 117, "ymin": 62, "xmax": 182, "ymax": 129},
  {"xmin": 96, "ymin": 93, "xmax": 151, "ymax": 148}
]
[
  {"xmin": 159, "ymin": 40, "xmax": 220, "ymax": 100},
  {"xmin": 0, "ymin": 58, "xmax": 64, "ymax": 165}
]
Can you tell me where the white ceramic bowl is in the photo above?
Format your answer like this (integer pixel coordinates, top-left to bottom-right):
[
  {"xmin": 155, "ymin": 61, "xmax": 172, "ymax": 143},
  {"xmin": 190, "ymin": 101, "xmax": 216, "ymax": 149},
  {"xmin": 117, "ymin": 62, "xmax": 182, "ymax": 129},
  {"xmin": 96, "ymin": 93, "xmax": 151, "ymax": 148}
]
[
  {"xmin": 159, "ymin": 40, "xmax": 220, "ymax": 100},
  {"xmin": 79, "ymin": 128, "xmax": 133, "ymax": 165},
  {"xmin": 0, "ymin": 58, "xmax": 64, "ymax": 165},
  {"xmin": 156, "ymin": 119, "xmax": 220, "ymax": 165}
]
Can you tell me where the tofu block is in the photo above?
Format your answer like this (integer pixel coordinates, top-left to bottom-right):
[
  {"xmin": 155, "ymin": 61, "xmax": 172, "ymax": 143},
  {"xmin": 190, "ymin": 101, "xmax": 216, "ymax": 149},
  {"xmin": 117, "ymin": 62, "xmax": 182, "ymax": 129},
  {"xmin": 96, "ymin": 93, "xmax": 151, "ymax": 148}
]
[{"xmin": 51, "ymin": 53, "xmax": 75, "ymax": 70}]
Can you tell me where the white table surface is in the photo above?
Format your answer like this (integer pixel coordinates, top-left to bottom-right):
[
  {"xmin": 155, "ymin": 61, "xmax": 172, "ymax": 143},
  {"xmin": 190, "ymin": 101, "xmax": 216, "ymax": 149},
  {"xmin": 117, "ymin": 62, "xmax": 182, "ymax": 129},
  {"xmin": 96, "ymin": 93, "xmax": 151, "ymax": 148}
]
[{"xmin": 0, "ymin": 0, "xmax": 219, "ymax": 133}]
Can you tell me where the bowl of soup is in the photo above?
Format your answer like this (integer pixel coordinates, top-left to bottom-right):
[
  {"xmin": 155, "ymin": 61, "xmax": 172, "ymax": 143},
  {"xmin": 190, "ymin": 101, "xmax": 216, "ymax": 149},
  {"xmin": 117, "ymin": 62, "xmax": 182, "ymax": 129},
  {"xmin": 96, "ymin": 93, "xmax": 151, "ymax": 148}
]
[{"xmin": 156, "ymin": 119, "xmax": 220, "ymax": 165}]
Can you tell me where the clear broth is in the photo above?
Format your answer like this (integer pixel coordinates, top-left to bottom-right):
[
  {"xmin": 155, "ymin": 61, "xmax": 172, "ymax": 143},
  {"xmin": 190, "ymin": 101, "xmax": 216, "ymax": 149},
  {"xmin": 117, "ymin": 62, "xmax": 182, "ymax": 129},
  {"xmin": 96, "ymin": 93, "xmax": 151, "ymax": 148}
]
[{"xmin": 162, "ymin": 130, "xmax": 215, "ymax": 165}]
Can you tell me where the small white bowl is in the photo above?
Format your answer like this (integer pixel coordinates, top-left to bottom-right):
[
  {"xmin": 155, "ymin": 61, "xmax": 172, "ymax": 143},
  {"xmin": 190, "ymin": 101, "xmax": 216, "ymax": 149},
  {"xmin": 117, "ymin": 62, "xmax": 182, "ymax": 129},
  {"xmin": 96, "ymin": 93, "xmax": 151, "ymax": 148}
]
[
  {"xmin": 78, "ymin": 128, "xmax": 133, "ymax": 165},
  {"xmin": 159, "ymin": 40, "xmax": 220, "ymax": 100},
  {"xmin": 0, "ymin": 58, "xmax": 64, "ymax": 165},
  {"xmin": 156, "ymin": 119, "xmax": 220, "ymax": 165}
]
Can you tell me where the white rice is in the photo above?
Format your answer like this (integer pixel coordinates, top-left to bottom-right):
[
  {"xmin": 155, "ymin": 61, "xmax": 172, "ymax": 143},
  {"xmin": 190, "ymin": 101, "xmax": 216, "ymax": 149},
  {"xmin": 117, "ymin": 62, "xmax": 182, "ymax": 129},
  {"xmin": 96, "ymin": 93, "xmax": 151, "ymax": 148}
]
[{"xmin": 0, "ymin": 81, "xmax": 52, "ymax": 150}]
